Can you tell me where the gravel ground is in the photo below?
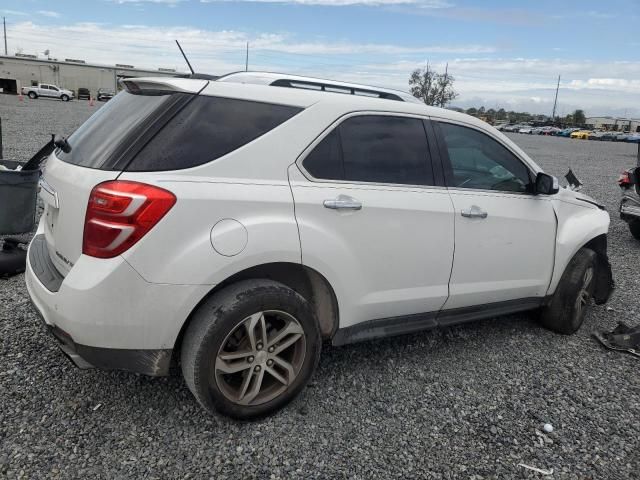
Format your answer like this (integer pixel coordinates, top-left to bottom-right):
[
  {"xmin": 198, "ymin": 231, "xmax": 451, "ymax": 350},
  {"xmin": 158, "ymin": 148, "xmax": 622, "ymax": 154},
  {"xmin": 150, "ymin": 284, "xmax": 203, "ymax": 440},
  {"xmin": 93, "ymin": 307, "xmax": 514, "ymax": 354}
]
[{"xmin": 1, "ymin": 94, "xmax": 639, "ymax": 479}]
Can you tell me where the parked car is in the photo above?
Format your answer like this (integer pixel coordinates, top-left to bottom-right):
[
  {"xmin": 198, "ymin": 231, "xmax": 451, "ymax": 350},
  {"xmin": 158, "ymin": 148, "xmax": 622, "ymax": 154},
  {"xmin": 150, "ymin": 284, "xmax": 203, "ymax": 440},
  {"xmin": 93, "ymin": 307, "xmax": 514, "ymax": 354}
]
[
  {"xmin": 25, "ymin": 72, "xmax": 614, "ymax": 419},
  {"xmin": 626, "ymin": 133, "xmax": 640, "ymax": 143},
  {"xmin": 21, "ymin": 83, "xmax": 74, "ymax": 101},
  {"xmin": 613, "ymin": 132, "xmax": 630, "ymax": 142},
  {"xmin": 97, "ymin": 88, "xmax": 115, "ymax": 101},
  {"xmin": 618, "ymin": 167, "xmax": 640, "ymax": 240},
  {"xmin": 557, "ymin": 128, "xmax": 580, "ymax": 137},
  {"xmin": 570, "ymin": 129, "xmax": 591, "ymax": 140},
  {"xmin": 519, "ymin": 126, "xmax": 534, "ymax": 134},
  {"xmin": 77, "ymin": 88, "xmax": 91, "ymax": 100},
  {"xmin": 588, "ymin": 131, "xmax": 607, "ymax": 141},
  {"xmin": 542, "ymin": 127, "xmax": 562, "ymax": 136}
]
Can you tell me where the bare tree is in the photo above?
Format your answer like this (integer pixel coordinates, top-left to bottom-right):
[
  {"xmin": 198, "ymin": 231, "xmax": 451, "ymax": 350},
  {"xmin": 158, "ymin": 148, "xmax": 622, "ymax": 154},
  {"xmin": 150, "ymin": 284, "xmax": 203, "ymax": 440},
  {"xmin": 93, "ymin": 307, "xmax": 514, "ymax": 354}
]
[{"xmin": 409, "ymin": 64, "xmax": 458, "ymax": 107}]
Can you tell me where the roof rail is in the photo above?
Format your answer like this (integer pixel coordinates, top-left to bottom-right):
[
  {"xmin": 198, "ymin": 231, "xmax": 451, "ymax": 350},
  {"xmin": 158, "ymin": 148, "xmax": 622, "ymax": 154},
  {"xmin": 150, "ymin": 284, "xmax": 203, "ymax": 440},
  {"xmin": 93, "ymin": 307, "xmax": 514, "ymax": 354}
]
[
  {"xmin": 269, "ymin": 78, "xmax": 404, "ymax": 102},
  {"xmin": 217, "ymin": 71, "xmax": 421, "ymax": 104}
]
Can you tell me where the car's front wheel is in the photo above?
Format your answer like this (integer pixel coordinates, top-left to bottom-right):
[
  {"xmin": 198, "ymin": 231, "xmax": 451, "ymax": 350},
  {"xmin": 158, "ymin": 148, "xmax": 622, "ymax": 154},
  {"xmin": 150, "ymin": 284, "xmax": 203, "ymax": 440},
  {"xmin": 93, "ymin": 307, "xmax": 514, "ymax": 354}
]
[
  {"xmin": 181, "ymin": 279, "xmax": 321, "ymax": 419},
  {"xmin": 60, "ymin": 94, "xmax": 69, "ymax": 102},
  {"xmin": 540, "ymin": 248, "xmax": 596, "ymax": 334}
]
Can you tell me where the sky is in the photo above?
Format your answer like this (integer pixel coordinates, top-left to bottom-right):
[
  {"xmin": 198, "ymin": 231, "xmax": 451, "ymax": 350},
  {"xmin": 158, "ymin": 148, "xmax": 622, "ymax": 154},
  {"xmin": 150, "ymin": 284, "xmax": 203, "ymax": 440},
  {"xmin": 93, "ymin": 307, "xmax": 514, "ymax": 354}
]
[{"xmin": 1, "ymin": 0, "xmax": 639, "ymax": 117}]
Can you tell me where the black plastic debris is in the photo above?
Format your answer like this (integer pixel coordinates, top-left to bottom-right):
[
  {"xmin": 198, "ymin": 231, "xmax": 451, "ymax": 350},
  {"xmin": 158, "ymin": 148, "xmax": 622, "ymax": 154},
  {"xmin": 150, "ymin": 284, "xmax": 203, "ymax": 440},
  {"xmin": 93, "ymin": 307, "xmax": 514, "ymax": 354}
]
[
  {"xmin": 593, "ymin": 323, "xmax": 640, "ymax": 359},
  {"xmin": 0, "ymin": 119, "xmax": 51, "ymax": 278},
  {"xmin": 0, "ymin": 237, "xmax": 27, "ymax": 278}
]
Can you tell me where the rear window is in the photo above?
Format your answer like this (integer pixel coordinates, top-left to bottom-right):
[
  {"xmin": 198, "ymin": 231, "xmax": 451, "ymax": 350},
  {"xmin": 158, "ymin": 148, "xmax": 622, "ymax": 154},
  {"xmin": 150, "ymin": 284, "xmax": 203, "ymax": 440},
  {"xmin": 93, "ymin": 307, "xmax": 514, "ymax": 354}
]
[
  {"xmin": 58, "ymin": 92, "xmax": 302, "ymax": 171},
  {"xmin": 57, "ymin": 91, "xmax": 177, "ymax": 169},
  {"xmin": 127, "ymin": 96, "xmax": 302, "ymax": 171}
]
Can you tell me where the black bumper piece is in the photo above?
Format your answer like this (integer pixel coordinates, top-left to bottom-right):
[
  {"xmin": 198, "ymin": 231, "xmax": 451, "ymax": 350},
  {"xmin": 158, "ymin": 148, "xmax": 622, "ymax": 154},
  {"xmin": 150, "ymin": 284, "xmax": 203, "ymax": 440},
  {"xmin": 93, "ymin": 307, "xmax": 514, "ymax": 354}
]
[
  {"xmin": 29, "ymin": 234, "xmax": 64, "ymax": 292},
  {"xmin": 48, "ymin": 323, "xmax": 172, "ymax": 376},
  {"xmin": 30, "ymin": 300, "xmax": 172, "ymax": 376}
]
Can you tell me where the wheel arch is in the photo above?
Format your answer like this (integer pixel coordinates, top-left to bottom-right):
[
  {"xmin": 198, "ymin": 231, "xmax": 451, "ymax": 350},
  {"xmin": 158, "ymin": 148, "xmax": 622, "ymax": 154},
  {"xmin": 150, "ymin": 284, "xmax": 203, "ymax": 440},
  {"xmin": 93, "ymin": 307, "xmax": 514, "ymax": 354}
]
[{"xmin": 173, "ymin": 262, "xmax": 340, "ymax": 356}]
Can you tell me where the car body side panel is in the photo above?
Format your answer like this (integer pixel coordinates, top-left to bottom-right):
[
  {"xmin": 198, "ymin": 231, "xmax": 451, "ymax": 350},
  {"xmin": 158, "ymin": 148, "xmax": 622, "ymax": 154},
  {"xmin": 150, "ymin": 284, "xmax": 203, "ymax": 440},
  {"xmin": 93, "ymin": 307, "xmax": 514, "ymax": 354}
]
[
  {"xmin": 548, "ymin": 195, "xmax": 610, "ymax": 295},
  {"xmin": 118, "ymin": 176, "xmax": 302, "ymax": 286}
]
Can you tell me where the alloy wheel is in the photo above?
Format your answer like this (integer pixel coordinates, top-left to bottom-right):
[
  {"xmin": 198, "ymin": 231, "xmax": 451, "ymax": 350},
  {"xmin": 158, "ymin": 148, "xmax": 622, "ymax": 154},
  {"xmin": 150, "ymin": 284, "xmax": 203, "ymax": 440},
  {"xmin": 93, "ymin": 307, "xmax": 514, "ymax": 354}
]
[
  {"xmin": 574, "ymin": 266, "xmax": 594, "ymax": 319},
  {"xmin": 214, "ymin": 310, "xmax": 306, "ymax": 406}
]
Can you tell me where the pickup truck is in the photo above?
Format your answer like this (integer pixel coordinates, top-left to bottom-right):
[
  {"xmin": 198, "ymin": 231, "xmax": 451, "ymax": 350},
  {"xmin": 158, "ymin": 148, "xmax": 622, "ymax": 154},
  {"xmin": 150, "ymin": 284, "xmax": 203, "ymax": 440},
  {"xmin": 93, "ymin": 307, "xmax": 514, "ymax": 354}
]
[{"xmin": 21, "ymin": 83, "xmax": 74, "ymax": 101}]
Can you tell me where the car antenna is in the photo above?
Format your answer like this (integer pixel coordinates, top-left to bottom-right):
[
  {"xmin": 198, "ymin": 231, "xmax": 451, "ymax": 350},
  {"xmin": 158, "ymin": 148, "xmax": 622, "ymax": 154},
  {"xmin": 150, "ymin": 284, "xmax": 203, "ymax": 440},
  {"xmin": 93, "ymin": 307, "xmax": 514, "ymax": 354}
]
[{"xmin": 175, "ymin": 40, "xmax": 195, "ymax": 75}]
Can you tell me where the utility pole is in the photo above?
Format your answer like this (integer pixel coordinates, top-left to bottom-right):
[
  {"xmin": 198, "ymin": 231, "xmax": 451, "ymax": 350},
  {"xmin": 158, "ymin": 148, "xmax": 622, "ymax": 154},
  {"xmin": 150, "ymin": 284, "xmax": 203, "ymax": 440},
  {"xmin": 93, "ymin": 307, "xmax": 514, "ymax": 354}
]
[
  {"xmin": 3, "ymin": 17, "xmax": 7, "ymax": 55},
  {"xmin": 551, "ymin": 74, "xmax": 560, "ymax": 122},
  {"xmin": 245, "ymin": 42, "xmax": 249, "ymax": 72}
]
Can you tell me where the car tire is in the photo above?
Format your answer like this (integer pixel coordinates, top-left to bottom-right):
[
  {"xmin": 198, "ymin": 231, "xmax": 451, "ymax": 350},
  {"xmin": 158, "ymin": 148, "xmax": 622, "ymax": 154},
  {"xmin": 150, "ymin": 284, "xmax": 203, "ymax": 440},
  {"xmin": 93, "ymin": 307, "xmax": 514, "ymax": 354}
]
[
  {"xmin": 539, "ymin": 248, "xmax": 597, "ymax": 335},
  {"xmin": 629, "ymin": 220, "xmax": 640, "ymax": 241},
  {"xmin": 181, "ymin": 279, "xmax": 321, "ymax": 419},
  {"xmin": 28, "ymin": 92, "xmax": 37, "ymax": 99},
  {"xmin": 61, "ymin": 95, "xmax": 69, "ymax": 102}
]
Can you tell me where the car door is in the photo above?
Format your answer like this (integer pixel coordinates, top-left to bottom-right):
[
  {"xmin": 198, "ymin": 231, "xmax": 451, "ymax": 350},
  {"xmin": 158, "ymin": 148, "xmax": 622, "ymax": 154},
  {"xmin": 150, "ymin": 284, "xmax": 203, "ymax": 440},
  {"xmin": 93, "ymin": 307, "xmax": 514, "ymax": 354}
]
[
  {"xmin": 289, "ymin": 113, "xmax": 455, "ymax": 330},
  {"xmin": 433, "ymin": 120, "xmax": 556, "ymax": 310},
  {"xmin": 39, "ymin": 85, "xmax": 50, "ymax": 97}
]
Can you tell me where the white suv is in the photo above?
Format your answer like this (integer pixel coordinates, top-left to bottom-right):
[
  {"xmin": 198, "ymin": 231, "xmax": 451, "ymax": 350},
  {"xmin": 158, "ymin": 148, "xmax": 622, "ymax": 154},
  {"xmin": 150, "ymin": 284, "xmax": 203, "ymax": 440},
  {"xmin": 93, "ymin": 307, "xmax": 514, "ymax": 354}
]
[{"xmin": 26, "ymin": 72, "xmax": 613, "ymax": 419}]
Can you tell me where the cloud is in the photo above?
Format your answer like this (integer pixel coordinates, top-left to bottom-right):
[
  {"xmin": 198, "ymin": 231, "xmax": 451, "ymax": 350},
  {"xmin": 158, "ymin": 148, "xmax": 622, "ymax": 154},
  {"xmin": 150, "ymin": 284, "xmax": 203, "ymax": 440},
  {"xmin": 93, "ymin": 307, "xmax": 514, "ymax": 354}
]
[
  {"xmin": 36, "ymin": 10, "xmax": 61, "ymax": 18},
  {"xmin": 4, "ymin": 21, "xmax": 639, "ymax": 116},
  {"xmin": 200, "ymin": 0, "xmax": 451, "ymax": 6},
  {"xmin": 110, "ymin": 0, "xmax": 186, "ymax": 5},
  {"xmin": 0, "ymin": 9, "xmax": 27, "ymax": 16}
]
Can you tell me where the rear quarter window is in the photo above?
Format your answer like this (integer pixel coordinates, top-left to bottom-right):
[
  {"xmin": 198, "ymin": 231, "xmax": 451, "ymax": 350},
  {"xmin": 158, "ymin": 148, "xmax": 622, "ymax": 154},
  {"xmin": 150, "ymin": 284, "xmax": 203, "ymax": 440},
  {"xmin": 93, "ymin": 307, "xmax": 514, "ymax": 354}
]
[{"xmin": 126, "ymin": 96, "xmax": 302, "ymax": 171}]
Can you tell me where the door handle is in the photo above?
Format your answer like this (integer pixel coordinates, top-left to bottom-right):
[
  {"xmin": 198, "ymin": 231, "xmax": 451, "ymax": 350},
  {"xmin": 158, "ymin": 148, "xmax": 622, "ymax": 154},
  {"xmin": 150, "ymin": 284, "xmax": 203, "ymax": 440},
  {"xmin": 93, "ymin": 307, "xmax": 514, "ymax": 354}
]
[
  {"xmin": 323, "ymin": 195, "xmax": 362, "ymax": 211},
  {"xmin": 461, "ymin": 205, "xmax": 488, "ymax": 219}
]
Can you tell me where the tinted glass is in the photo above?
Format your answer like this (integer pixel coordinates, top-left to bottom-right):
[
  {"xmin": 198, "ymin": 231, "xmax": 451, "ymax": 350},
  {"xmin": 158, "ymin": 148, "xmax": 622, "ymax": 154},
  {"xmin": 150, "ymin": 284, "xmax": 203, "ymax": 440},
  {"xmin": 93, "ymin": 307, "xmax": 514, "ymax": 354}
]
[
  {"xmin": 57, "ymin": 91, "xmax": 175, "ymax": 168},
  {"xmin": 439, "ymin": 122, "xmax": 531, "ymax": 192},
  {"xmin": 302, "ymin": 129, "xmax": 343, "ymax": 180},
  {"xmin": 128, "ymin": 96, "xmax": 302, "ymax": 171},
  {"xmin": 339, "ymin": 116, "xmax": 432, "ymax": 185}
]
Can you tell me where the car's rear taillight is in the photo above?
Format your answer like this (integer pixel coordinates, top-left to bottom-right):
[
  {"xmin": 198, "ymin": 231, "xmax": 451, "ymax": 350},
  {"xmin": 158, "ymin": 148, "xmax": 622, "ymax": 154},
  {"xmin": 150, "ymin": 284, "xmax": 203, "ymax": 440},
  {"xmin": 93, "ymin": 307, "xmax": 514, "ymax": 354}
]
[
  {"xmin": 83, "ymin": 181, "xmax": 176, "ymax": 258},
  {"xmin": 619, "ymin": 170, "xmax": 633, "ymax": 188}
]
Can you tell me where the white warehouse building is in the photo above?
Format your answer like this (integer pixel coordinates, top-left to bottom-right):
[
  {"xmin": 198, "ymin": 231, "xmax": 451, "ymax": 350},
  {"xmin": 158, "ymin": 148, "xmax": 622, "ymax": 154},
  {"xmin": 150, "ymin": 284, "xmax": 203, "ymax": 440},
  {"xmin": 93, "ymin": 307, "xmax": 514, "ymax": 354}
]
[
  {"xmin": 0, "ymin": 54, "xmax": 187, "ymax": 97},
  {"xmin": 586, "ymin": 116, "xmax": 640, "ymax": 133}
]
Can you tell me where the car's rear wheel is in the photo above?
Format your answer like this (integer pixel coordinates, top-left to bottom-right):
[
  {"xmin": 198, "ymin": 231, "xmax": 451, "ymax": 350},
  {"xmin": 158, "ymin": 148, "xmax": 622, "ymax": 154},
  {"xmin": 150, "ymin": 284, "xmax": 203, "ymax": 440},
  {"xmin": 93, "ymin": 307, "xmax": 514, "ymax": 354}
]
[
  {"xmin": 629, "ymin": 220, "xmax": 640, "ymax": 241},
  {"xmin": 181, "ymin": 279, "xmax": 321, "ymax": 419},
  {"xmin": 540, "ymin": 248, "xmax": 596, "ymax": 334},
  {"xmin": 28, "ymin": 92, "xmax": 37, "ymax": 99}
]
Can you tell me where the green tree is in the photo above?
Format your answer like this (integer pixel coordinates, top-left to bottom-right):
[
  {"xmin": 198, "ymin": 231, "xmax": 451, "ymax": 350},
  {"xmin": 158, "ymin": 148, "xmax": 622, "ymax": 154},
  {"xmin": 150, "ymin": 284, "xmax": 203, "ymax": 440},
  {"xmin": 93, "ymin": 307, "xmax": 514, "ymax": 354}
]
[
  {"xmin": 466, "ymin": 107, "xmax": 478, "ymax": 116},
  {"xmin": 572, "ymin": 109, "xmax": 586, "ymax": 125},
  {"xmin": 409, "ymin": 65, "xmax": 459, "ymax": 107}
]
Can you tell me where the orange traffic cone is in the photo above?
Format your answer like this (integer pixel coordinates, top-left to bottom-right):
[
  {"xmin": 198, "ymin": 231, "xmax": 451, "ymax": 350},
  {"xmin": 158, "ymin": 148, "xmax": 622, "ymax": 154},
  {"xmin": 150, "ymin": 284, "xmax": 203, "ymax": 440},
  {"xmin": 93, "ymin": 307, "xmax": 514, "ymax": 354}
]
[{"xmin": 89, "ymin": 96, "xmax": 94, "ymax": 106}]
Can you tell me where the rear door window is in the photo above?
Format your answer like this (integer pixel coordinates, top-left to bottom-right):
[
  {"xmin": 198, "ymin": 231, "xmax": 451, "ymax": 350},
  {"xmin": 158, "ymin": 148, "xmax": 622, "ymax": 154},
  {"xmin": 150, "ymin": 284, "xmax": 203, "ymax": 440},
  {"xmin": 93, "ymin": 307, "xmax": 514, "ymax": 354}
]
[
  {"xmin": 127, "ymin": 96, "xmax": 302, "ymax": 171},
  {"xmin": 302, "ymin": 115, "xmax": 434, "ymax": 186}
]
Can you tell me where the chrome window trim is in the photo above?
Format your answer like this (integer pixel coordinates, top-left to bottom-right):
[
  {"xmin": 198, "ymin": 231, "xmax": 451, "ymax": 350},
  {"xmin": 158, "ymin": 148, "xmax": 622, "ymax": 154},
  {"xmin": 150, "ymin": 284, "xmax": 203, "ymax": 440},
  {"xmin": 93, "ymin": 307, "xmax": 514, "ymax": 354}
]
[{"xmin": 295, "ymin": 110, "xmax": 445, "ymax": 191}]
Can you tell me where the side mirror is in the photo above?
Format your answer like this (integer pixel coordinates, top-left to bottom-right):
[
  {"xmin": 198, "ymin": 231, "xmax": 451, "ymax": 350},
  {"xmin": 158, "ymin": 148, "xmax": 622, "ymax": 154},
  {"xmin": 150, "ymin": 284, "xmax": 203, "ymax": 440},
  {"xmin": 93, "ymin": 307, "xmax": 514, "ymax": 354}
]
[{"xmin": 535, "ymin": 172, "xmax": 559, "ymax": 195}]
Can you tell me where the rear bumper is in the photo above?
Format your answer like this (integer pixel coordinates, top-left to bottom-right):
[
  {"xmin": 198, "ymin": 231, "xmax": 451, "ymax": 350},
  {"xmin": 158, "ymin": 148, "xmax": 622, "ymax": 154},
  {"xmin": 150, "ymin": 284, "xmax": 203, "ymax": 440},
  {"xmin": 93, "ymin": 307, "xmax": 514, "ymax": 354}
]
[
  {"xmin": 25, "ymin": 231, "xmax": 210, "ymax": 376},
  {"xmin": 31, "ymin": 304, "xmax": 171, "ymax": 375}
]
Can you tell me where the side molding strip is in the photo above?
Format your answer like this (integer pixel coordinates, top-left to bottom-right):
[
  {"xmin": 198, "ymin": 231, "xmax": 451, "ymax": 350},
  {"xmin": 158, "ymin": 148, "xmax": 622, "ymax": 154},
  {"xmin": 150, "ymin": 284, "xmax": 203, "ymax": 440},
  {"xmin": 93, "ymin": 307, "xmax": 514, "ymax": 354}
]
[{"xmin": 332, "ymin": 297, "xmax": 544, "ymax": 346}]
